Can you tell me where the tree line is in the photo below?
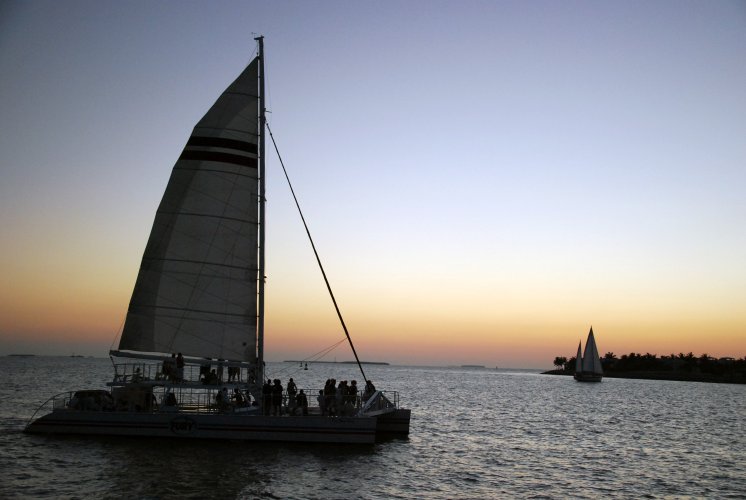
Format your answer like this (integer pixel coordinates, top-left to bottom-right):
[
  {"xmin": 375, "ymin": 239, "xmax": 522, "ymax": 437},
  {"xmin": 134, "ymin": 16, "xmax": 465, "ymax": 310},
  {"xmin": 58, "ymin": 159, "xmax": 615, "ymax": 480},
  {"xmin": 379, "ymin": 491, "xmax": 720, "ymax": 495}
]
[{"xmin": 551, "ymin": 352, "xmax": 746, "ymax": 383}]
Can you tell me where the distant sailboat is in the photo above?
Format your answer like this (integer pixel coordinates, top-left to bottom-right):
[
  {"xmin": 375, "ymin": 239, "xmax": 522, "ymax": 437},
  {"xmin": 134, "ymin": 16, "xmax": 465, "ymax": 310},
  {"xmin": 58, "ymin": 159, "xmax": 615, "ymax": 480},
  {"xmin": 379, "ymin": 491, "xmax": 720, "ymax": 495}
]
[{"xmin": 574, "ymin": 327, "xmax": 603, "ymax": 382}]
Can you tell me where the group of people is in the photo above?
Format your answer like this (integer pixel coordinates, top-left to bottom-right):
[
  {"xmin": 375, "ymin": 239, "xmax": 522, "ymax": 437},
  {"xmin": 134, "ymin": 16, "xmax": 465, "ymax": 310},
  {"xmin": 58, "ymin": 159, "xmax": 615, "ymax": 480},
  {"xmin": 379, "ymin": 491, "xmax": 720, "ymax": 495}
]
[
  {"xmin": 317, "ymin": 379, "xmax": 376, "ymax": 416},
  {"xmin": 260, "ymin": 378, "xmax": 309, "ymax": 416},
  {"xmin": 199, "ymin": 359, "xmax": 253, "ymax": 385},
  {"xmin": 161, "ymin": 353, "xmax": 185, "ymax": 382},
  {"xmin": 156, "ymin": 363, "xmax": 379, "ymax": 416},
  {"xmin": 254, "ymin": 377, "xmax": 378, "ymax": 417},
  {"xmin": 214, "ymin": 386, "xmax": 253, "ymax": 411},
  {"xmin": 318, "ymin": 379, "xmax": 356, "ymax": 416}
]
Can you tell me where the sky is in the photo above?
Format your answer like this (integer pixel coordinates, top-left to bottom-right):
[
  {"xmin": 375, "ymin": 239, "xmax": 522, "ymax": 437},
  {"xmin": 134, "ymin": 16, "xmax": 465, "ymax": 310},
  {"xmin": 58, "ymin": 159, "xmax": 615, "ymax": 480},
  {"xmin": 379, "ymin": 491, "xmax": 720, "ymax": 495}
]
[{"xmin": 1, "ymin": 0, "xmax": 744, "ymax": 368}]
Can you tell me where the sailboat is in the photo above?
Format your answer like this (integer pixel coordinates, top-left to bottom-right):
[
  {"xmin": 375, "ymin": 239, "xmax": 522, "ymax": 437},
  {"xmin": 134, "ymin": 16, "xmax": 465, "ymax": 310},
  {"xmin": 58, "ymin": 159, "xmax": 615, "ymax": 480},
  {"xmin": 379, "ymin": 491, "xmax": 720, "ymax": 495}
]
[
  {"xmin": 574, "ymin": 327, "xmax": 603, "ymax": 382},
  {"xmin": 25, "ymin": 38, "xmax": 410, "ymax": 444}
]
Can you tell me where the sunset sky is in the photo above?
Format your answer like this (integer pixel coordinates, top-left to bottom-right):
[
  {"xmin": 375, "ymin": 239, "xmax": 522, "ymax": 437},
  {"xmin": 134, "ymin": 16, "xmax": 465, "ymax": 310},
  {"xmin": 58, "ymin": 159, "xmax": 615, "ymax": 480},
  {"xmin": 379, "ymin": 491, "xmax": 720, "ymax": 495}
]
[{"xmin": 1, "ymin": 1, "xmax": 744, "ymax": 368}]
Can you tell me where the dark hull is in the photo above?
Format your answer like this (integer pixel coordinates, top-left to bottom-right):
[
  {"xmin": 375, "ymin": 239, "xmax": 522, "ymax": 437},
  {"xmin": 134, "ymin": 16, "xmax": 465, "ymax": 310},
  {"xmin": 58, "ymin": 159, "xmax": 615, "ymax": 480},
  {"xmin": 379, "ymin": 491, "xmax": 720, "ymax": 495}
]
[
  {"xmin": 25, "ymin": 410, "xmax": 378, "ymax": 444},
  {"xmin": 375, "ymin": 408, "xmax": 411, "ymax": 438},
  {"xmin": 574, "ymin": 372, "xmax": 603, "ymax": 382}
]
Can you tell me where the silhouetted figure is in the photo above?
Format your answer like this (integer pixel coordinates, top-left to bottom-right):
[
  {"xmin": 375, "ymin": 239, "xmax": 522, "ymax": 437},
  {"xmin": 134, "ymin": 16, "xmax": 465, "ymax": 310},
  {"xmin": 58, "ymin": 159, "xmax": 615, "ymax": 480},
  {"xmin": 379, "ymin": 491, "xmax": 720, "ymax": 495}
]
[
  {"xmin": 233, "ymin": 388, "xmax": 245, "ymax": 405},
  {"xmin": 199, "ymin": 360, "xmax": 211, "ymax": 382},
  {"xmin": 286, "ymin": 377, "xmax": 297, "ymax": 414},
  {"xmin": 296, "ymin": 389, "xmax": 309, "ymax": 416},
  {"xmin": 318, "ymin": 390, "xmax": 325, "ymax": 415},
  {"xmin": 363, "ymin": 380, "xmax": 376, "ymax": 402},
  {"xmin": 176, "ymin": 353, "xmax": 185, "ymax": 382},
  {"xmin": 162, "ymin": 354, "xmax": 176, "ymax": 380},
  {"xmin": 271, "ymin": 379, "xmax": 283, "ymax": 416},
  {"xmin": 217, "ymin": 359, "xmax": 224, "ymax": 382},
  {"xmin": 350, "ymin": 380, "xmax": 359, "ymax": 407},
  {"xmin": 262, "ymin": 379, "xmax": 272, "ymax": 415}
]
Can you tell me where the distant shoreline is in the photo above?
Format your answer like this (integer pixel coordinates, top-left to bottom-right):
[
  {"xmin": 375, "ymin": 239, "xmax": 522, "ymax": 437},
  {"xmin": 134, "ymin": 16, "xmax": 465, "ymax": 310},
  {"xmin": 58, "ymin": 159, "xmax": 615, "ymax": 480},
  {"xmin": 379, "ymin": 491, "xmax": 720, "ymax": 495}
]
[
  {"xmin": 542, "ymin": 369, "xmax": 746, "ymax": 385},
  {"xmin": 283, "ymin": 360, "xmax": 390, "ymax": 366}
]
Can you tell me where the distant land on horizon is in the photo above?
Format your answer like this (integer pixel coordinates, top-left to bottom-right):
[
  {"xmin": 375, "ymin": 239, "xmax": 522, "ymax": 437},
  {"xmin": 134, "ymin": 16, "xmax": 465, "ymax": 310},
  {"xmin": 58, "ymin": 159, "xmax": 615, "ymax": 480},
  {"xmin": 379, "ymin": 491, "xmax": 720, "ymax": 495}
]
[{"xmin": 283, "ymin": 360, "xmax": 389, "ymax": 366}]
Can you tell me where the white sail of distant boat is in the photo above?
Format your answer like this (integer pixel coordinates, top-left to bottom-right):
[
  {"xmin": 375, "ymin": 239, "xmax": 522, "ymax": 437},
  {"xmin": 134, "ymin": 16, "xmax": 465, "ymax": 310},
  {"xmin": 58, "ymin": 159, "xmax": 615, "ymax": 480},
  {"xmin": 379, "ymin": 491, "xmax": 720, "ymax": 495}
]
[
  {"xmin": 25, "ymin": 37, "xmax": 410, "ymax": 443},
  {"xmin": 574, "ymin": 326, "xmax": 603, "ymax": 382}
]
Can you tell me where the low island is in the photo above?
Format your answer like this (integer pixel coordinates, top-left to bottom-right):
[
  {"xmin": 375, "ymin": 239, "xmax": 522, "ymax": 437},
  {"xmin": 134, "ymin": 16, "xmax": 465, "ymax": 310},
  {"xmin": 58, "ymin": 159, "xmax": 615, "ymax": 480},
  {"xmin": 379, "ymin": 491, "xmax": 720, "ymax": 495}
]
[{"xmin": 544, "ymin": 352, "xmax": 746, "ymax": 384}]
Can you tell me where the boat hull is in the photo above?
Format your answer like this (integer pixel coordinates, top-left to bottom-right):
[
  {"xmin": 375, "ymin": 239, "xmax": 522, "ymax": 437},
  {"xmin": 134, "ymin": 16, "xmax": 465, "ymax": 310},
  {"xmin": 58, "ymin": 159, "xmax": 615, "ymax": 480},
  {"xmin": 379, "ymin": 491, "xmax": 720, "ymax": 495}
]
[
  {"xmin": 375, "ymin": 408, "xmax": 411, "ymax": 437},
  {"xmin": 574, "ymin": 372, "xmax": 603, "ymax": 382},
  {"xmin": 25, "ymin": 410, "xmax": 377, "ymax": 444}
]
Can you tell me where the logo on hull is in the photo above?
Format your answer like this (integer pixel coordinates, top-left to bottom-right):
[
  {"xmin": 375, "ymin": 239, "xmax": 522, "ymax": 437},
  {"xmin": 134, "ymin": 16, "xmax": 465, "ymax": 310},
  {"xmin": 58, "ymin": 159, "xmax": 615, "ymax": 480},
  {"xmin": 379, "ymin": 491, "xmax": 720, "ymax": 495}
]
[{"xmin": 170, "ymin": 416, "xmax": 197, "ymax": 435}]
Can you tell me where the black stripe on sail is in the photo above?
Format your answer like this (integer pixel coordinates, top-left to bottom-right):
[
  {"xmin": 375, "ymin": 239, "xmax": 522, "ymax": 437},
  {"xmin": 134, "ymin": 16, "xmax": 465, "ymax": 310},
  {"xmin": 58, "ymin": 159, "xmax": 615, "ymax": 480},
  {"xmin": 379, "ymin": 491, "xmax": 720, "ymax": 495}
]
[
  {"xmin": 130, "ymin": 304, "xmax": 256, "ymax": 319},
  {"xmin": 179, "ymin": 150, "xmax": 258, "ymax": 168},
  {"xmin": 141, "ymin": 256, "xmax": 258, "ymax": 272},
  {"xmin": 186, "ymin": 136, "xmax": 257, "ymax": 154}
]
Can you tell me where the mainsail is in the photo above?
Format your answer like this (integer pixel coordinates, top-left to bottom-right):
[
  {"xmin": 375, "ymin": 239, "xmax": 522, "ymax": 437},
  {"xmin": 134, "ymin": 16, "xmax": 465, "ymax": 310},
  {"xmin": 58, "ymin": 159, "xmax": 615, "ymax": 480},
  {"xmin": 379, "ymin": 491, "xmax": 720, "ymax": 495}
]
[
  {"xmin": 581, "ymin": 327, "xmax": 603, "ymax": 375},
  {"xmin": 118, "ymin": 58, "xmax": 261, "ymax": 362}
]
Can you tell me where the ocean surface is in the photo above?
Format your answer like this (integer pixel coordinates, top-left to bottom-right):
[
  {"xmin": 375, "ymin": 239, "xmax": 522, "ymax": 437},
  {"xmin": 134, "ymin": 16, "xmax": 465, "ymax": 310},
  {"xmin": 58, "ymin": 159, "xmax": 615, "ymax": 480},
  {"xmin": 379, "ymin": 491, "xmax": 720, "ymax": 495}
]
[{"xmin": 1, "ymin": 356, "xmax": 744, "ymax": 499}]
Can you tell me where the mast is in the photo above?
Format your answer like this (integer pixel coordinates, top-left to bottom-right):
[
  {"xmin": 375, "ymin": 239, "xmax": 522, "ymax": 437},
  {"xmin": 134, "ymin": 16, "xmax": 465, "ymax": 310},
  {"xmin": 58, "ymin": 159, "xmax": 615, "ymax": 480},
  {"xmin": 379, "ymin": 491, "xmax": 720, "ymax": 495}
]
[{"xmin": 255, "ymin": 36, "xmax": 266, "ymax": 383}]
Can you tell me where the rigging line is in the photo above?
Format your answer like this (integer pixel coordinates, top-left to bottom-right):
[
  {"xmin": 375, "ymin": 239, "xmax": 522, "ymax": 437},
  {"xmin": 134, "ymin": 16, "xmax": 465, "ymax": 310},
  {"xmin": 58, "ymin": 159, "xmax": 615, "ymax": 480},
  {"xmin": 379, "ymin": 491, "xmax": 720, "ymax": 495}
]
[
  {"xmin": 266, "ymin": 122, "xmax": 369, "ymax": 385},
  {"xmin": 268, "ymin": 337, "xmax": 349, "ymax": 382},
  {"xmin": 306, "ymin": 338, "xmax": 347, "ymax": 362},
  {"xmin": 109, "ymin": 316, "xmax": 126, "ymax": 351}
]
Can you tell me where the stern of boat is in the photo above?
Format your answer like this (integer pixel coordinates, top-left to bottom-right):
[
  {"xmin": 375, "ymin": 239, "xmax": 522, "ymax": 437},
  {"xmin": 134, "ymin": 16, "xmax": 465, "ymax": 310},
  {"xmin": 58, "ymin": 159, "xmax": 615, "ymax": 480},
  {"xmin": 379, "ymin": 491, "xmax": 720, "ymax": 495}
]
[{"xmin": 358, "ymin": 391, "xmax": 410, "ymax": 439}]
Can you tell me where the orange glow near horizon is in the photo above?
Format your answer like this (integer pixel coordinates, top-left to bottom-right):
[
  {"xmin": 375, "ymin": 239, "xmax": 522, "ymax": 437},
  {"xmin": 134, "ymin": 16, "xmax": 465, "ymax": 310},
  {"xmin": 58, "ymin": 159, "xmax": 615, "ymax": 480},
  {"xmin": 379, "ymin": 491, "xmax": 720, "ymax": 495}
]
[
  {"xmin": 2, "ymin": 254, "xmax": 745, "ymax": 366},
  {"xmin": 2, "ymin": 212, "xmax": 744, "ymax": 365}
]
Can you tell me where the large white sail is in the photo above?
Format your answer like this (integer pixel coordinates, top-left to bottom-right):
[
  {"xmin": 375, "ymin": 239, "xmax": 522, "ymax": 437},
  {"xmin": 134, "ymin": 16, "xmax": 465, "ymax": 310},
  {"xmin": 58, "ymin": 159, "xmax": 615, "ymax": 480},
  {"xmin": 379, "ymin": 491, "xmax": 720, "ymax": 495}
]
[
  {"xmin": 118, "ymin": 58, "xmax": 261, "ymax": 362},
  {"xmin": 581, "ymin": 328, "xmax": 603, "ymax": 375}
]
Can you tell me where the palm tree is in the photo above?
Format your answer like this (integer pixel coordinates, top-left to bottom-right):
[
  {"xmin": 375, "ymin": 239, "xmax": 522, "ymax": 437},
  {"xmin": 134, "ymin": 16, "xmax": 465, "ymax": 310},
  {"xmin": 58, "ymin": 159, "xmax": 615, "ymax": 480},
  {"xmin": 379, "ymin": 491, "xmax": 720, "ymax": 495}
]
[{"xmin": 553, "ymin": 356, "xmax": 568, "ymax": 371}]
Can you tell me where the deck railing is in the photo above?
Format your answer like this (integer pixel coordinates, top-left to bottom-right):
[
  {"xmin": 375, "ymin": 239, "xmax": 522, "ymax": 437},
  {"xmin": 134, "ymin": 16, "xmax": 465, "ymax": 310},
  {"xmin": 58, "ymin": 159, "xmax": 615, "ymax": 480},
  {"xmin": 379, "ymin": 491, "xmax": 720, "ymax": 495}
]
[
  {"xmin": 28, "ymin": 386, "xmax": 400, "ymax": 421},
  {"xmin": 110, "ymin": 360, "xmax": 254, "ymax": 386}
]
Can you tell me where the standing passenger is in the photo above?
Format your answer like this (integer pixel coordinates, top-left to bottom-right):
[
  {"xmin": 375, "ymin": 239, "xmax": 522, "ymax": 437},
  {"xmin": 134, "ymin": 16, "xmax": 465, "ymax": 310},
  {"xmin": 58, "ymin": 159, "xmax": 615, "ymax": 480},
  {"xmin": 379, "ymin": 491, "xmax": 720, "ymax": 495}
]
[
  {"xmin": 297, "ymin": 389, "xmax": 309, "ymax": 416},
  {"xmin": 216, "ymin": 359, "xmax": 224, "ymax": 382},
  {"xmin": 318, "ymin": 390, "xmax": 325, "ymax": 416},
  {"xmin": 286, "ymin": 378, "xmax": 297, "ymax": 414},
  {"xmin": 271, "ymin": 379, "xmax": 283, "ymax": 416},
  {"xmin": 176, "ymin": 353, "xmax": 185, "ymax": 382}
]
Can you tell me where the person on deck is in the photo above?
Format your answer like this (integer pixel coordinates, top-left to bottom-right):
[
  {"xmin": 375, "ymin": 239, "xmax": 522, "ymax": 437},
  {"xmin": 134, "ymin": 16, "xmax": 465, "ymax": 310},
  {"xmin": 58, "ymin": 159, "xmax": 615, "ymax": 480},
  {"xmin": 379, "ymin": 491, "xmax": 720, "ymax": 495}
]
[
  {"xmin": 286, "ymin": 378, "xmax": 297, "ymax": 414},
  {"xmin": 324, "ymin": 379, "xmax": 337, "ymax": 416},
  {"xmin": 271, "ymin": 379, "xmax": 283, "ymax": 416},
  {"xmin": 220, "ymin": 387, "xmax": 230, "ymax": 412},
  {"xmin": 162, "ymin": 354, "xmax": 175, "ymax": 380},
  {"xmin": 296, "ymin": 389, "xmax": 309, "ymax": 416},
  {"xmin": 176, "ymin": 353, "xmax": 185, "ymax": 382},
  {"xmin": 199, "ymin": 360, "xmax": 211, "ymax": 382},
  {"xmin": 363, "ymin": 380, "xmax": 376, "ymax": 402},
  {"xmin": 262, "ymin": 379, "xmax": 272, "ymax": 415},
  {"xmin": 217, "ymin": 359, "xmax": 224, "ymax": 383},
  {"xmin": 350, "ymin": 380, "xmax": 359, "ymax": 407},
  {"xmin": 318, "ymin": 390, "xmax": 325, "ymax": 416},
  {"xmin": 233, "ymin": 388, "xmax": 244, "ymax": 406}
]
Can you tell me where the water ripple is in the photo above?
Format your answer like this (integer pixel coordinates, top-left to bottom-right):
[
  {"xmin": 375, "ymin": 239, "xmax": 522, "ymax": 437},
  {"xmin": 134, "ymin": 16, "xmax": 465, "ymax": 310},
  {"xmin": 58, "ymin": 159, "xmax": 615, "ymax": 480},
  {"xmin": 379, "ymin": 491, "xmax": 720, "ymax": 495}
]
[{"xmin": 1, "ymin": 359, "xmax": 745, "ymax": 498}]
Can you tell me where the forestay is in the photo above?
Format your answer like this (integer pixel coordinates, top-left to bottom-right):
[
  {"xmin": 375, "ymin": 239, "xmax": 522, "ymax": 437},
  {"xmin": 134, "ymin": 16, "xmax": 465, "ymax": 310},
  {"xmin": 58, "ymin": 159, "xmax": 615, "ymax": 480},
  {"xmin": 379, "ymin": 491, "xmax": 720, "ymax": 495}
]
[{"xmin": 118, "ymin": 58, "xmax": 261, "ymax": 362}]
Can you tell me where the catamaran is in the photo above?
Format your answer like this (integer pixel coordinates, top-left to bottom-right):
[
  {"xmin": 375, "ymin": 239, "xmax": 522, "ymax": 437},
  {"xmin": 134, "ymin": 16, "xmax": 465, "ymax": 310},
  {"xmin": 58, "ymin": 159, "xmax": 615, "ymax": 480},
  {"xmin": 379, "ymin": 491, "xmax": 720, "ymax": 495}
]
[
  {"xmin": 25, "ymin": 38, "xmax": 410, "ymax": 444},
  {"xmin": 574, "ymin": 327, "xmax": 603, "ymax": 382}
]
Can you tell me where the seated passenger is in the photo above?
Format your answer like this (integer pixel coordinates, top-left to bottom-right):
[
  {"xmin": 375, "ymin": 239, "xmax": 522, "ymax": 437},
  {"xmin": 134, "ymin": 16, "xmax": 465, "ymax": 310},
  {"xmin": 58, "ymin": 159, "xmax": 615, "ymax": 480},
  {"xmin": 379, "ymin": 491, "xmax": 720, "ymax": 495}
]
[
  {"xmin": 165, "ymin": 392, "xmax": 177, "ymax": 407},
  {"xmin": 233, "ymin": 388, "xmax": 244, "ymax": 405}
]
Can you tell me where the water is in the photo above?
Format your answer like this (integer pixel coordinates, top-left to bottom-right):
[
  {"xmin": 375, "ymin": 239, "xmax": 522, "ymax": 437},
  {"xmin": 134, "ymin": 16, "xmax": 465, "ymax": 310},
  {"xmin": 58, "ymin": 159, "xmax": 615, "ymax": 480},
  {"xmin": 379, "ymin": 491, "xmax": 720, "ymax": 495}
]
[{"xmin": 1, "ymin": 357, "xmax": 744, "ymax": 499}]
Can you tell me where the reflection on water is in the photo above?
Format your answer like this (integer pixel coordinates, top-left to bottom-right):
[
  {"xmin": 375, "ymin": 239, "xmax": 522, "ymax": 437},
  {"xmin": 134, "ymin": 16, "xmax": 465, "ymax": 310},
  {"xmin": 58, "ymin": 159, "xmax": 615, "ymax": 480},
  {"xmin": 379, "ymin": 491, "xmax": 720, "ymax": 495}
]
[{"xmin": 1, "ymin": 358, "xmax": 744, "ymax": 499}]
